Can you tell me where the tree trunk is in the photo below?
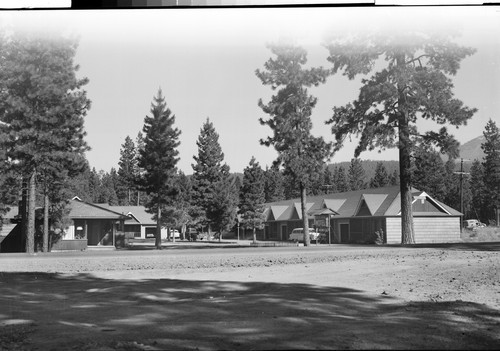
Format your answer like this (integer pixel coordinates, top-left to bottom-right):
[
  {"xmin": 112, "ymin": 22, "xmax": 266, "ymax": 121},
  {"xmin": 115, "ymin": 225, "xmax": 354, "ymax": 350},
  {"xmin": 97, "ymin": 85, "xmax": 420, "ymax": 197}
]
[
  {"xmin": 181, "ymin": 224, "xmax": 186, "ymax": 241},
  {"xmin": 252, "ymin": 227, "xmax": 256, "ymax": 244},
  {"xmin": 397, "ymin": 54, "xmax": 415, "ymax": 245},
  {"xmin": 21, "ymin": 177, "xmax": 28, "ymax": 252},
  {"xmin": 300, "ymin": 182, "xmax": 310, "ymax": 246},
  {"xmin": 43, "ymin": 190, "xmax": 49, "ymax": 253},
  {"xmin": 156, "ymin": 204, "xmax": 162, "ymax": 250},
  {"xmin": 26, "ymin": 170, "xmax": 36, "ymax": 254}
]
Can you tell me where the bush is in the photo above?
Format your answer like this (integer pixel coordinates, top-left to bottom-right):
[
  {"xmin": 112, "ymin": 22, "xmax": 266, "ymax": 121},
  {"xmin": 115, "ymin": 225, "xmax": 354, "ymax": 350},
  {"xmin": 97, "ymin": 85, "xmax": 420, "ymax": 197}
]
[{"xmin": 364, "ymin": 229, "xmax": 384, "ymax": 245}]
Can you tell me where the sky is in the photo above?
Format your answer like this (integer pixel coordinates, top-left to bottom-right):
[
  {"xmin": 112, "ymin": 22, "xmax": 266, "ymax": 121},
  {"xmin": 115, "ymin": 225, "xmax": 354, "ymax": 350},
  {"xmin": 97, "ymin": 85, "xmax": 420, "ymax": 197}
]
[{"xmin": 1, "ymin": 5, "xmax": 499, "ymax": 174}]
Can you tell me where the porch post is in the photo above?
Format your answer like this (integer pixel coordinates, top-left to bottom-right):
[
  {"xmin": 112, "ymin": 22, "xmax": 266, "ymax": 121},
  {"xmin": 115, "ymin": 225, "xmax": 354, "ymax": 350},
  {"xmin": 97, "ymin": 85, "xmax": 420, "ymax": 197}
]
[{"xmin": 112, "ymin": 221, "xmax": 116, "ymax": 247}]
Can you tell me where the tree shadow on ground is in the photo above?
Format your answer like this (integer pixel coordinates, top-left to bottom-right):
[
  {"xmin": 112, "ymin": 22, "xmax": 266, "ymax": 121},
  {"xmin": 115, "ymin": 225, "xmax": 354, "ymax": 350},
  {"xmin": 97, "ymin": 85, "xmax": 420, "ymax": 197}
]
[
  {"xmin": 0, "ymin": 272, "xmax": 499, "ymax": 350},
  {"xmin": 387, "ymin": 242, "xmax": 500, "ymax": 252}
]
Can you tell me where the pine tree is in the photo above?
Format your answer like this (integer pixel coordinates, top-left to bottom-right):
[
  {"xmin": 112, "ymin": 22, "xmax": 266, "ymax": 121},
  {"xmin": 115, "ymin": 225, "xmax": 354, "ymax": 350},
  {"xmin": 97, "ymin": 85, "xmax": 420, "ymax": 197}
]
[
  {"xmin": 208, "ymin": 174, "xmax": 239, "ymax": 240},
  {"xmin": 412, "ymin": 146, "xmax": 447, "ymax": 200},
  {"xmin": 334, "ymin": 166, "xmax": 350, "ymax": 193},
  {"xmin": 256, "ymin": 43, "xmax": 331, "ymax": 246},
  {"xmin": 99, "ymin": 169, "xmax": 119, "ymax": 205},
  {"xmin": 191, "ymin": 118, "xmax": 235, "ymax": 237},
  {"xmin": 325, "ymin": 27, "xmax": 476, "ymax": 244},
  {"xmin": 239, "ymin": 157, "xmax": 266, "ymax": 243},
  {"xmin": 348, "ymin": 158, "xmax": 366, "ymax": 191},
  {"xmin": 389, "ymin": 169, "xmax": 399, "ymax": 186},
  {"xmin": 167, "ymin": 171, "xmax": 193, "ymax": 240},
  {"xmin": 470, "ymin": 160, "xmax": 486, "ymax": 221},
  {"xmin": 117, "ymin": 136, "xmax": 138, "ymax": 205},
  {"xmin": 323, "ymin": 167, "xmax": 337, "ymax": 194},
  {"xmin": 369, "ymin": 162, "xmax": 390, "ymax": 189},
  {"xmin": 138, "ymin": 89, "xmax": 181, "ymax": 249},
  {"xmin": 263, "ymin": 166, "xmax": 285, "ymax": 203},
  {"xmin": 481, "ymin": 119, "xmax": 500, "ymax": 224},
  {"xmin": 0, "ymin": 30, "xmax": 90, "ymax": 253},
  {"xmin": 135, "ymin": 131, "xmax": 146, "ymax": 206}
]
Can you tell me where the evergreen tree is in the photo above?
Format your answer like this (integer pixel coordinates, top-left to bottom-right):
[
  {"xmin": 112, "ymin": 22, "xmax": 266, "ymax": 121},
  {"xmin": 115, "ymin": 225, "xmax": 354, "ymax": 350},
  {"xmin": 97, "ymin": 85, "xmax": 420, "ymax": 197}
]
[
  {"xmin": 323, "ymin": 166, "xmax": 337, "ymax": 194},
  {"xmin": 369, "ymin": 162, "xmax": 390, "ymax": 189},
  {"xmin": 88, "ymin": 167, "xmax": 101, "ymax": 203},
  {"xmin": 348, "ymin": 158, "xmax": 366, "ymax": 191},
  {"xmin": 233, "ymin": 174, "xmax": 242, "ymax": 196},
  {"xmin": 135, "ymin": 131, "xmax": 146, "ymax": 206},
  {"xmin": 389, "ymin": 169, "xmax": 399, "ymax": 186},
  {"xmin": 470, "ymin": 160, "xmax": 486, "ymax": 221},
  {"xmin": 256, "ymin": 43, "xmax": 331, "ymax": 246},
  {"xmin": 167, "ymin": 171, "xmax": 193, "ymax": 240},
  {"xmin": 334, "ymin": 166, "xmax": 350, "ymax": 193},
  {"xmin": 117, "ymin": 136, "xmax": 138, "ymax": 205},
  {"xmin": 208, "ymin": 174, "xmax": 239, "ymax": 240},
  {"xmin": 481, "ymin": 119, "xmax": 500, "ymax": 223},
  {"xmin": 191, "ymin": 118, "xmax": 235, "ymax": 237},
  {"xmin": 138, "ymin": 89, "xmax": 181, "ymax": 249},
  {"xmin": 412, "ymin": 146, "xmax": 447, "ymax": 200},
  {"xmin": 239, "ymin": 157, "xmax": 266, "ymax": 243},
  {"xmin": 0, "ymin": 30, "xmax": 90, "ymax": 253},
  {"xmin": 442, "ymin": 159, "xmax": 468, "ymax": 214},
  {"xmin": 264, "ymin": 166, "xmax": 285, "ymax": 202},
  {"xmin": 99, "ymin": 169, "xmax": 119, "ymax": 205},
  {"xmin": 325, "ymin": 26, "xmax": 476, "ymax": 244}
]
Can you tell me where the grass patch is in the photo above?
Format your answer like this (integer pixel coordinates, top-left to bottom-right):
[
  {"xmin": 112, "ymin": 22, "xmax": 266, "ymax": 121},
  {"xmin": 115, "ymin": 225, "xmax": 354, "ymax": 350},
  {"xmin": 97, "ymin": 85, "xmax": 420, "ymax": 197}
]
[{"xmin": 461, "ymin": 227, "xmax": 500, "ymax": 242}]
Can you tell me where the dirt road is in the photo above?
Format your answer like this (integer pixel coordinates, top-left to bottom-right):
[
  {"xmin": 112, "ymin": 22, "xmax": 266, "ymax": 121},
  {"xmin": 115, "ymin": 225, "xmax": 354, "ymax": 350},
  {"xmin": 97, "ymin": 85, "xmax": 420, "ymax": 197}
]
[{"xmin": 1, "ymin": 243, "xmax": 499, "ymax": 350}]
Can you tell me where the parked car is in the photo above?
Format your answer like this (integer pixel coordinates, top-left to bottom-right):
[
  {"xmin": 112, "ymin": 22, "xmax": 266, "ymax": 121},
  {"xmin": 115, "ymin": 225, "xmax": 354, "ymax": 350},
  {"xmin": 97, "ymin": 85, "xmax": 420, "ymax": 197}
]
[
  {"xmin": 463, "ymin": 219, "xmax": 486, "ymax": 230},
  {"xmin": 289, "ymin": 228, "xmax": 321, "ymax": 243}
]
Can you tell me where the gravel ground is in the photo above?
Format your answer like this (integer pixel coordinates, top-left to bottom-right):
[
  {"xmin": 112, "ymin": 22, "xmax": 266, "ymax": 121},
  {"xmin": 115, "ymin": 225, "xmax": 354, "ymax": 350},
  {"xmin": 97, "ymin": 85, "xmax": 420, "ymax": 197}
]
[{"xmin": 1, "ymin": 243, "xmax": 500, "ymax": 350}]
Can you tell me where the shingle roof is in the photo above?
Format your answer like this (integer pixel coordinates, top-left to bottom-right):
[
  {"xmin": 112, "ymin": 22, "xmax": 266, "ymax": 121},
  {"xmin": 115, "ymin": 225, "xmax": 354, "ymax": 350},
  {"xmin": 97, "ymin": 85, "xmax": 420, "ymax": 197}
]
[
  {"xmin": 68, "ymin": 200, "xmax": 129, "ymax": 220},
  {"xmin": 97, "ymin": 204, "xmax": 155, "ymax": 224},
  {"xmin": 264, "ymin": 186, "xmax": 462, "ymax": 221}
]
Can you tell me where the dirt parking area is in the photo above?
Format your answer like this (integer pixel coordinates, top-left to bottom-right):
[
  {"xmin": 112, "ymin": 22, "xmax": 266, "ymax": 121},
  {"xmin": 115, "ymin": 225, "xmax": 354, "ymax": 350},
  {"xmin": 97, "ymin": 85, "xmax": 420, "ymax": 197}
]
[{"xmin": 1, "ymin": 243, "xmax": 500, "ymax": 350}]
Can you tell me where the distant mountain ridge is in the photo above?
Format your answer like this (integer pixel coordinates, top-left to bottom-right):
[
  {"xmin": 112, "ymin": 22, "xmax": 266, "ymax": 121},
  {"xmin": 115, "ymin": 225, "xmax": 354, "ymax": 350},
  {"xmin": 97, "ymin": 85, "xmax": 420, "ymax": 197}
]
[
  {"xmin": 457, "ymin": 135, "xmax": 485, "ymax": 161},
  {"xmin": 325, "ymin": 136, "xmax": 485, "ymax": 179}
]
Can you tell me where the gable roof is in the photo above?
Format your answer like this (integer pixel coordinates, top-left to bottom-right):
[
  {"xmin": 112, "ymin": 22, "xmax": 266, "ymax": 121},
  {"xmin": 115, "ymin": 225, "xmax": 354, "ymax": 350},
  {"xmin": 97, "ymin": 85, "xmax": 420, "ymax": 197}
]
[
  {"xmin": 269, "ymin": 205, "xmax": 289, "ymax": 221},
  {"xmin": 360, "ymin": 194, "xmax": 388, "ymax": 216},
  {"xmin": 293, "ymin": 202, "xmax": 314, "ymax": 220},
  {"xmin": 99, "ymin": 205, "xmax": 155, "ymax": 224},
  {"xmin": 263, "ymin": 185, "xmax": 462, "ymax": 221},
  {"xmin": 323, "ymin": 199, "xmax": 346, "ymax": 212},
  {"xmin": 68, "ymin": 199, "xmax": 130, "ymax": 220}
]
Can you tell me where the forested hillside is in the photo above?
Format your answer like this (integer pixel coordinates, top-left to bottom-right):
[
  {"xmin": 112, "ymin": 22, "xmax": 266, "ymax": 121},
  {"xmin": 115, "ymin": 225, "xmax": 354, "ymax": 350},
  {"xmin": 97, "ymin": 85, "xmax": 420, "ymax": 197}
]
[{"xmin": 327, "ymin": 160, "xmax": 400, "ymax": 182}]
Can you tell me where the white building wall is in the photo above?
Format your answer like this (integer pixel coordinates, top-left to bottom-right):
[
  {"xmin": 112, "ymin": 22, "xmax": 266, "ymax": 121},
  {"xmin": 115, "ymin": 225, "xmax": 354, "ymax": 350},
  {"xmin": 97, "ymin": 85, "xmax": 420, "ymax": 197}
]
[
  {"xmin": 385, "ymin": 217, "xmax": 461, "ymax": 244},
  {"xmin": 140, "ymin": 226, "xmax": 169, "ymax": 239}
]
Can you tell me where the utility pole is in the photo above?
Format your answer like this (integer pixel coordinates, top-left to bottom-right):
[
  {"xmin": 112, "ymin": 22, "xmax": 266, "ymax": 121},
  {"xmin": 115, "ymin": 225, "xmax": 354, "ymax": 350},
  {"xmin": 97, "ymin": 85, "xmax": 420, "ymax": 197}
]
[{"xmin": 454, "ymin": 158, "xmax": 470, "ymax": 232}]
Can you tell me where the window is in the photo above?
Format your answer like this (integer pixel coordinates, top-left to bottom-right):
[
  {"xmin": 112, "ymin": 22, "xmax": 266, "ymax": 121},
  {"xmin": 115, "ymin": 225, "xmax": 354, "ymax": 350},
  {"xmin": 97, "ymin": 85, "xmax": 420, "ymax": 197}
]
[{"xmin": 145, "ymin": 227, "xmax": 156, "ymax": 238}]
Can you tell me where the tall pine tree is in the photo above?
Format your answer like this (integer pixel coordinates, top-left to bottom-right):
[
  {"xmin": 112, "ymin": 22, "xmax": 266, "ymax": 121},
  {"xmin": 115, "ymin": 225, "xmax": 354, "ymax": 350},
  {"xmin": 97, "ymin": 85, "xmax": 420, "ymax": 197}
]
[
  {"xmin": 370, "ymin": 162, "xmax": 390, "ymax": 189},
  {"xmin": 470, "ymin": 160, "xmax": 486, "ymax": 221},
  {"xmin": 256, "ymin": 43, "xmax": 331, "ymax": 246},
  {"xmin": 138, "ymin": 89, "xmax": 181, "ymax": 249},
  {"xmin": 325, "ymin": 26, "xmax": 476, "ymax": 244},
  {"xmin": 412, "ymin": 146, "xmax": 447, "ymax": 200},
  {"xmin": 117, "ymin": 135, "xmax": 139, "ymax": 205},
  {"xmin": 191, "ymin": 118, "xmax": 235, "ymax": 237},
  {"xmin": 348, "ymin": 158, "xmax": 366, "ymax": 191},
  {"xmin": 0, "ymin": 30, "xmax": 90, "ymax": 253},
  {"xmin": 263, "ymin": 166, "xmax": 285, "ymax": 203},
  {"xmin": 334, "ymin": 166, "xmax": 350, "ymax": 193},
  {"xmin": 481, "ymin": 119, "xmax": 500, "ymax": 224},
  {"xmin": 239, "ymin": 157, "xmax": 266, "ymax": 243}
]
